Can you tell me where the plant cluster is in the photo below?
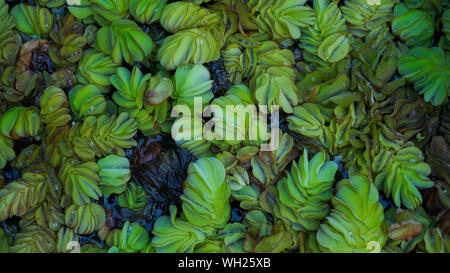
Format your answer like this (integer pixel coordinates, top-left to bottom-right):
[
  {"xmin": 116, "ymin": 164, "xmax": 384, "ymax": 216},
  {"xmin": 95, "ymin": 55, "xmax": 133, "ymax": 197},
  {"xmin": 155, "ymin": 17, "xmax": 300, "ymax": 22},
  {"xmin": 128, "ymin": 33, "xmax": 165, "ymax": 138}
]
[{"xmin": 0, "ymin": 0, "xmax": 448, "ymax": 253}]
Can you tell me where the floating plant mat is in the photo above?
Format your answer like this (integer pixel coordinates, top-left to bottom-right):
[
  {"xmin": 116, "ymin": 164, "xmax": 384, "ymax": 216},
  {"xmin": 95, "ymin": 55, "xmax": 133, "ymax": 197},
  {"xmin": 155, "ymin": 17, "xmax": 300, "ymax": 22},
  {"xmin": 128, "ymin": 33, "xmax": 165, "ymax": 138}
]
[{"xmin": 0, "ymin": 0, "xmax": 449, "ymax": 254}]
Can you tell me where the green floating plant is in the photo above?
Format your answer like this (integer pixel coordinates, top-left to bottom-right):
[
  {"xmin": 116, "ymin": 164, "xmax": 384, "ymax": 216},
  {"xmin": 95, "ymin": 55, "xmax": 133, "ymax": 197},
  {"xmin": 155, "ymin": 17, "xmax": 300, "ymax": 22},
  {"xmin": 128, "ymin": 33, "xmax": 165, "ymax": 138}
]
[
  {"xmin": 392, "ymin": 3, "xmax": 434, "ymax": 47},
  {"xmin": 113, "ymin": 221, "xmax": 149, "ymax": 253},
  {"xmin": 276, "ymin": 149, "xmax": 338, "ymax": 231},
  {"xmin": 152, "ymin": 205, "xmax": 210, "ymax": 253},
  {"xmin": 68, "ymin": 0, "xmax": 129, "ymax": 26},
  {"xmin": 314, "ymin": 175, "xmax": 387, "ymax": 253},
  {"xmin": 10, "ymin": 225, "xmax": 56, "ymax": 253},
  {"xmin": 98, "ymin": 154, "xmax": 131, "ymax": 195},
  {"xmin": 48, "ymin": 14, "xmax": 89, "ymax": 67},
  {"xmin": 0, "ymin": 172, "xmax": 48, "ymax": 221},
  {"xmin": 398, "ymin": 47, "xmax": 450, "ymax": 106},
  {"xmin": 160, "ymin": 2, "xmax": 219, "ymax": 33},
  {"xmin": 299, "ymin": 0, "xmax": 353, "ymax": 64},
  {"xmin": 253, "ymin": 66, "xmax": 298, "ymax": 113},
  {"xmin": 243, "ymin": 210, "xmax": 293, "ymax": 253},
  {"xmin": 59, "ymin": 158, "xmax": 102, "ymax": 206},
  {"xmin": 0, "ymin": 0, "xmax": 21, "ymax": 66},
  {"xmin": 64, "ymin": 202, "xmax": 106, "ymax": 235},
  {"xmin": 69, "ymin": 112, "xmax": 138, "ymax": 161},
  {"xmin": 0, "ymin": 228, "xmax": 8, "ymax": 252},
  {"xmin": 69, "ymin": 84, "xmax": 106, "ymax": 119},
  {"xmin": 340, "ymin": 0, "xmax": 398, "ymax": 37},
  {"xmin": 0, "ymin": 134, "xmax": 15, "ymax": 169},
  {"xmin": 181, "ymin": 157, "xmax": 231, "ymax": 229},
  {"xmin": 56, "ymin": 227, "xmax": 79, "ymax": 253},
  {"xmin": 0, "ymin": 106, "xmax": 41, "ymax": 140},
  {"xmin": 111, "ymin": 66, "xmax": 172, "ymax": 135},
  {"xmin": 39, "ymin": 86, "xmax": 72, "ymax": 128},
  {"xmin": 172, "ymin": 64, "xmax": 213, "ymax": 107},
  {"xmin": 36, "ymin": 0, "xmax": 65, "ymax": 8},
  {"xmin": 10, "ymin": 3, "xmax": 54, "ymax": 38},
  {"xmin": 247, "ymin": 0, "xmax": 316, "ymax": 41},
  {"xmin": 374, "ymin": 144, "xmax": 434, "ymax": 210},
  {"xmin": 96, "ymin": 19, "xmax": 153, "ymax": 65},
  {"xmin": 129, "ymin": 0, "xmax": 166, "ymax": 25},
  {"xmin": 76, "ymin": 50, "xmax": 120, "ymax": 92},
  {"xmin": 118, "ymin": 182, "xmax": 147, "ymax": 211},
  {"xmin": 209, "ymin": 84, "xmax": 269, "ymax": 146},
  {"xmin": 158, "ymin": 28, "xmax": 220, "ymax": 70}
]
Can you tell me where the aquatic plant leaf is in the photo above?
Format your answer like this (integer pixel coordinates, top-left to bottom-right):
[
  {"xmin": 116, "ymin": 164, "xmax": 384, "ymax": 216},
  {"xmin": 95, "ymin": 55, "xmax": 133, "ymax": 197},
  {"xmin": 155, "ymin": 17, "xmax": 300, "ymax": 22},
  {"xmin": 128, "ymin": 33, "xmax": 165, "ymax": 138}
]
[
  {"xmin": 98, "ymin": 154, "xmax": 130, "ymax": 195},
  {"xmin": 69, "ymin": 112, "xmax": 138, "ymax": 161},
  {"xmin": 10, "ymin": 225, "xmax": 56, "ymax": 253},
  {"xmin": 172, "ymin": 64, "xmax": 213, "ymax": 107},
  {"xmin": 152, "ymin": 205, "xmax": 209, "ymax": 253},
  {"xmin": 59, "ymin": 158, "xmax": 101, "ymax": 206},
  {"xmin": 0, "ymin": 172, "xmax": 48, "ymax": 221},
  {"xmin": 316, "ymin": 175, "xmax": 387, "ymax": 253},
  {"xmin": 254, "ymin": 66, "xmax": 298, "ymax": 113},
  {"xmin": 340, "ymin": 0, "xmax": 398, "ymax": 37},
  {"xmin": 11, "ymin": 3, "xmax": 54, "ymax": 38},
  {"xmin": 118, "ymin": 182, "xmax": 147, "ymax": 211},
  {"xmin": 76, "ymin": 50, "xmax": 120, "ymax": 92},
  {"xmin": 65, "ymin": 202, "xmax": 106, "ymax": 235},
  {"xmin": 0, "ymin": 106, "xmax": 41, "ymax": 140},
  {"xmin": 115, "ymin": 221, "xmax": 149, "ymax": 253},
  {"xmin": 160, "ymin": 2, "xmax": 219, "ymax": 33},
  {"xmin": 40, "ymin": 86, "xmax": 71, "ymax": 127},
  {"xmin": 0, "ymin": 134, "xmax": 15, "ymax": 169},
  {"xmin": 129, "ymin": 0, "xmax": 166, "ymax": 24},
  {"xmin": 55, "ymin": 227, "xmax": 79, "ymax": 253},
  {"xmin": 96, "ymin": 19, "xmax": 153, "ymax": 65},
  {"xmin": 276, "ymin": 149, "xmax": 338, "ymax": 231},
  {"xmin": 424, "ymin": 227, "xmax": 446, "ymax": 253},
  {"xmin": 392, "ymin": 3, "xmax": 434, "ymax": 47},
  {"xmin": 299, "ymin": 0, "xmax": 352, "ymax": 63},
  {"xmin": 69, "ymin": 84, "xmax": 106, "ymax": 119},
  {"xmin": 247, "ymin": 0, "xmax": 316, "ymax": 40},
  {"xmin": 181, "ymin": 157, "xmax": 231, "ymax": 229},
  {"xmin": 158, "ymin": 28, "xmax": 220, "ymax": 70},
  {"xmin": 398, "ymin": 47, "xmax": 450, "ymax": 106},
  {"xmin": 375, "ymin": 146, "xmax": 434, "ymax": 209}
]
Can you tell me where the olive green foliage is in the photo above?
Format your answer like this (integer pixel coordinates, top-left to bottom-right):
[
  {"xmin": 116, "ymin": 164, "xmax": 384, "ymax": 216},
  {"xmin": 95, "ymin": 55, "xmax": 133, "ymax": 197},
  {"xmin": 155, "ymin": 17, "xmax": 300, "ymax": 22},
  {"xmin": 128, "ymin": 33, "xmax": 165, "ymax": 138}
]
[
  {"xmin": 398, "ymin": 47, "xmax": 450, "ymax": 106},
  {"xmin": 172, "ymin": 64, "xmax": 213, "ymax": 107},
  {"xmin": 374, "ymin": 145, "xmax": 434, "ymax": 209},
  {"xmin": 181, "ymin": 157, "xmax": 231, "ymax": 229},
  {"xmin": 96, "ymin": 19, "xmax": 153, "ymax": 65},
  {"xmin": 0, "ymin": 0, "xmax": 448, "ymax": 254},
  {"xmin": 59, "ymin": 158, "xmax": 102, "ymax": 205},
  {"xmin": 39, "ymin": 86, "xmax": 71, "ymax": 127},
  {"xmin": 299, "ymin": 0, "xmax": 353, "ymax": 64},
  {"xmin": 158, "ymin": 28, "xmax": 220, "ymax": 70},
  {"xmin": 69, "ymin": 84, "xmax": 106, "ymax": 119},
  {"xmin": 152, "ymin": 205, "xmax": 209, "ymax": 253},
  {"xmin": 69, "ymin": 113, "xmax": 138, "ymax": 161},
  {"xmin": 315, "ymin": 175, "xmax": 387, "ymax": 252},
  {"xmin": 76, "ymin": 50, "xmax": 120, "ymax": 91},
  {"xmin": 11, "ymin": 3, "xmax": 54, "ymax": 38},
  {"xmin": 0, "ymin": 172, "xmax": 48, "ymax": 221},
  {"xmin": 112, "ymin": 221, "xmax": 149, "ymax": 253},
  {"xmin": 0, "ymin": 106, "xmax": 41, "ymax": 140},
  {"xmin": 392, "ymin": 3, "xmax": 434, "ymax": 47},
  {"xmin": 247, "ymin": 0, "xmax": 315, "ymax": 40},
  {"xmin": 118, "ymin": 182, "xmax": 147, "ymax": 211},
  {"xmin": 65, "ymin": 202, "xmax": 106, "ymax": 235},
  {"xmin": 276, "ymin": 149, "xmax": 338, "ymax": 231},
  {"xmin": 130, "ymin": 0, "xmax": 166, "ymax": 25},
  {"xmin": 98, "ymin": 154, "xmax": 131, "ymax": 195},
  {"xmin": 111, "ymin": 66, "xmax": 172, "ymax": 135}
]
